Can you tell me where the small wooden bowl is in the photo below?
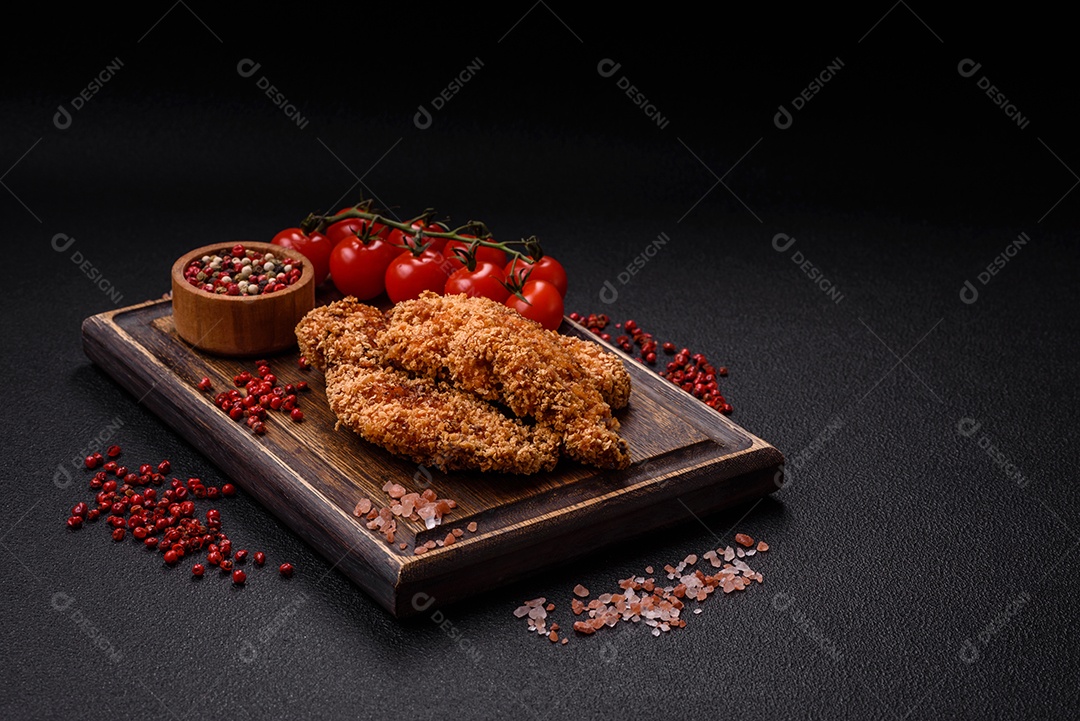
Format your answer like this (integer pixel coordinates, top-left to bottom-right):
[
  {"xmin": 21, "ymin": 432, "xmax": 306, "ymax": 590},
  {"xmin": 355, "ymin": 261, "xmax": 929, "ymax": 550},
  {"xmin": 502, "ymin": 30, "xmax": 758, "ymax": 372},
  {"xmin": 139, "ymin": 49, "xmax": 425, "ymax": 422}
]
[{"xmin": 171, "ymin": 241, "xmax": 316, "ymax": 357}]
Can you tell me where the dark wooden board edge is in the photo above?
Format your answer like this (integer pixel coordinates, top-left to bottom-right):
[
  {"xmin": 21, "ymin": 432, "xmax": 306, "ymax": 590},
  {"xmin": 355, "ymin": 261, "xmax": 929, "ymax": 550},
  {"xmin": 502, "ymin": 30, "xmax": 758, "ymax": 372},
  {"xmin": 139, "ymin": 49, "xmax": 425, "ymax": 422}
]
[
  {"xmin": 82, "ymin": 303, "xmax": 404, "ymax": 610},
  {"xmin": 82, "ymin": 299, "xmax": 785, "ymax": 618},
  {"xmin": 393, "ymin": 444, "xmax": 781, "ymax": 617}
]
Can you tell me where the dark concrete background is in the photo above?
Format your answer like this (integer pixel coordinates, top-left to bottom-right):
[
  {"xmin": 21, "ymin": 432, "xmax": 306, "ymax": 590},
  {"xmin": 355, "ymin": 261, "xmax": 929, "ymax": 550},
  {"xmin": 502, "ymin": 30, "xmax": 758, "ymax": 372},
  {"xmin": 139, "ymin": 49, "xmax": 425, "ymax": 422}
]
[{"xmin": 3, "ymin": 5, "xmax": 1077, "ymax": 719}]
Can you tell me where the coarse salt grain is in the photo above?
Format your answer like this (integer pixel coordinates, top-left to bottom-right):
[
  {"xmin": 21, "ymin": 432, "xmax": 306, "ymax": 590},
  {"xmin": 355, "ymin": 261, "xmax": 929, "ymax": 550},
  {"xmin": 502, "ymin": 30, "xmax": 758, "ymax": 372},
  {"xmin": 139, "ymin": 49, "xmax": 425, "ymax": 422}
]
[
  {"xmin": 515, "ymin": 532, "xmax": 771, "ymax": 645},
  {"xmin": 358, "ymin": 482, "xmax": 461, "ymax": 552}
]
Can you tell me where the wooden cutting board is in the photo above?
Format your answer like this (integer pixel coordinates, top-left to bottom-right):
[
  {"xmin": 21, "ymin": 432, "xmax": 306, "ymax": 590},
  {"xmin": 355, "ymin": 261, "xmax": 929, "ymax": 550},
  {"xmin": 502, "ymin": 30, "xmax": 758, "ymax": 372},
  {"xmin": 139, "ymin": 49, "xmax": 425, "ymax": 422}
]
[{"xmin": 82, "ymin": 297, "xmax": 783, "ymax": 617}]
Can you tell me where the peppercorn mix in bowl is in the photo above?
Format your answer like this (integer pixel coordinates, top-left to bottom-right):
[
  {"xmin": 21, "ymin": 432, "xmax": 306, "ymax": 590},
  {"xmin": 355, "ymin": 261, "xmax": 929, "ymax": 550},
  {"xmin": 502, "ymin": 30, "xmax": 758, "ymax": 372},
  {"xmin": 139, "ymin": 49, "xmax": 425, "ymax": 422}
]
[{"xmin": 171, "ymin": 241, "xmax": 316, "ymax": 357}]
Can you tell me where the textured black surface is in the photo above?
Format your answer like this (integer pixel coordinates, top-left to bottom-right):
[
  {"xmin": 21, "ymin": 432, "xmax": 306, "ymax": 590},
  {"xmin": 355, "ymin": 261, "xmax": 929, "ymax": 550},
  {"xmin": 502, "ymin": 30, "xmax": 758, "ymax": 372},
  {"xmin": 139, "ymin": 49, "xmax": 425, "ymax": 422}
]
[{"xmin": 3, "ymin": 6, "xmax": 1078, "ymax": 720}]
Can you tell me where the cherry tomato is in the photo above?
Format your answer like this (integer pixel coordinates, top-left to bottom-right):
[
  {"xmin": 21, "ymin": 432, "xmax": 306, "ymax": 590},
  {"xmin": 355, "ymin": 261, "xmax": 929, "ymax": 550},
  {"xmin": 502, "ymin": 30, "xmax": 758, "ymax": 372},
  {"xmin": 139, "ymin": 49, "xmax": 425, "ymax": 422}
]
[
  {"xmin": 383, "ymin": 227, "xmax": 409, "ymax": 254},
  {"xmin": 408, "ymin": 221, "xmax": 449, "ymax": 254},
  {"xmin": 329, "ymin": 236, "xmax": 402, "ymax": 300},
  {"xmin": 505, "ymin": 280, "xmax": 564, "ymax": 331},
  {"xmin": 504, "ymin": 256, "xmax": 568, "ymax": 297},
  {"xmin": 271, "ymin": 228, "xmax": 332, "ymax": 285},
  {"xmin": 445, "ymin": 261, "xmax": 510, "ymax": 303},
  {"xmin": 444, "ymin": 235, "xmax": 507, "ymax": 271},
  {"xmin": 326, "ymin": 207, "xmax": 389, "ymax": 247},
  {"xmin": 385, "ymin": 250, "xmax": 452, "ymax": 304}
]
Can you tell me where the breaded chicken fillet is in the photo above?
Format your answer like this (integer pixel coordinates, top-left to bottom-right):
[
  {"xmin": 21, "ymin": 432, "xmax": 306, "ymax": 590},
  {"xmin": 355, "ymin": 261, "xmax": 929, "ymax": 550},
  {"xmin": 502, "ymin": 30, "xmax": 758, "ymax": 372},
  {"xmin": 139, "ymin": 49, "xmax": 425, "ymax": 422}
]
[
  {"xmin": 379, "ymin": 292, "xmax": 631, "ymax": 470},
  {"xmin": 295, "ymin": 299, "xmax": 560, "ymax": 474}
]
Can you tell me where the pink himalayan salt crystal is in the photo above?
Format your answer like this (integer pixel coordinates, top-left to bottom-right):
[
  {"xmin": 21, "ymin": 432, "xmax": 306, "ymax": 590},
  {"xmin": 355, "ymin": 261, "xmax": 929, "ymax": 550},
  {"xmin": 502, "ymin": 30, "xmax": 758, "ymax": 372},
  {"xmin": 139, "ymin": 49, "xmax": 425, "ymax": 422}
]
[
  {"xmin": 522, "ymin": 531, "xmax": 770, "ymax": 642},
  {"xmin": 417, "ymin": 505, "xmax": 439, "ymax": 529}
]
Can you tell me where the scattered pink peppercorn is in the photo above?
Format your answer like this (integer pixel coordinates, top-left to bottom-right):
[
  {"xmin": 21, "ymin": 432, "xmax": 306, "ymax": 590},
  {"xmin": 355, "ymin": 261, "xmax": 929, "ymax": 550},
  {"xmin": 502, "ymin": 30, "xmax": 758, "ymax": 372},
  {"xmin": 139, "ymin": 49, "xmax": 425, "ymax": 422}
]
[
  {"xmin": 571, "ymin": 311, "xmax": 734, "ymax": 414},
  {"xmin": 64, "ymin": 449, "xmax": 303, "ymax": 591}
]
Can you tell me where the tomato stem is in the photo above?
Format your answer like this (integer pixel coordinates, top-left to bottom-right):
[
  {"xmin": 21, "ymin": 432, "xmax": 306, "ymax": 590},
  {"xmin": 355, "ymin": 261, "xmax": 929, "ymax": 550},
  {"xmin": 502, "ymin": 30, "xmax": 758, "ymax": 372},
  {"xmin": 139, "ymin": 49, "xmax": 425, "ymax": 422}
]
[{"xmin": 306, "ymin": 207, "xmax": 543, "ymax": 267}]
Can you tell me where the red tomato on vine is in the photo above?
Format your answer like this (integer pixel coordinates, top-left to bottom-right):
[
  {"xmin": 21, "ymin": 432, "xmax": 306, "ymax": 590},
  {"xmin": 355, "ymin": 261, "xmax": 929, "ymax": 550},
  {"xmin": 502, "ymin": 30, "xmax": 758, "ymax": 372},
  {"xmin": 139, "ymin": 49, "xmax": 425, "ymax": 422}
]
[
  {"xmin": 445, "ymin": 261, "xmax": 510, "ymax": 303},
  {"xmin": 409, "ymin": 221, "xmax": 450, "ymax": 254},
  {"xmin": 505, "ymin": 280, "xmax": 564, "ymax": 330},
  {"xmin": 504, "ymin": 256, "xmax": 567, "ymax": 297},
  {"xmin": 326, "ymin": 207, "xmax": 391, "ymax": 247},
  {"xmin": 385, "ymin": 249, "xmax": 453, "ymax": 303},
  {"xmin": 271, "ymin": 228, "xmax": 332, "ymax": 285},
  {"xmin": 444, "ymin": 235, "xmax": 508, "ymax": 271},
  {"xmin": 329, "ymin": 236, "xmax": 402, "ymax": 299}
]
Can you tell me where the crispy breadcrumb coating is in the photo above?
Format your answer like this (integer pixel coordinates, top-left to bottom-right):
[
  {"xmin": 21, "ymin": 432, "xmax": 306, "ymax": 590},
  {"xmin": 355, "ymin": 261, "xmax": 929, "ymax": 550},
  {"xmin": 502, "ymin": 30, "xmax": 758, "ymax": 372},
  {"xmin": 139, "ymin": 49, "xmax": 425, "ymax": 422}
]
[
  {"xmin": 556, "ymin": 335, "xmax": 631, "ymax": 410},
  {"xmin": 296, "ymin": 301, "xmax": 560, "ymax": 474},
  {"xmin": 379, "ymin": 292, "xmax": 631, "ymax": 470}
]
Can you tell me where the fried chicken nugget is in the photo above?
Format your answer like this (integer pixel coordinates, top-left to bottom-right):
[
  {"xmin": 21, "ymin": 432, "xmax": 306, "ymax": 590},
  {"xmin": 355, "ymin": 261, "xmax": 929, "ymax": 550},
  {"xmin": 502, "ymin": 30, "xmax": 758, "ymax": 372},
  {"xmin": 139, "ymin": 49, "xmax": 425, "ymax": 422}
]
[
  {"xmin": 296, "ymin": 299, "xmax": 560, "ymax": 474},
  {"xmin": 379, "ymin": 293, "xmax": 631, "ymax": 470},
  {"xmin": 556, "ymin": 335, "xmax": 631, "ymax": 410}
]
